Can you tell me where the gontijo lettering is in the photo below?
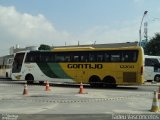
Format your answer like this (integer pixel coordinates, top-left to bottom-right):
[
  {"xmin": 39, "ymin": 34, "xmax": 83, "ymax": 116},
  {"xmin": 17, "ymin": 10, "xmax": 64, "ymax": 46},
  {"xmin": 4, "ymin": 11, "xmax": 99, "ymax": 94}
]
[{"xmin": 67, "ymin": 64, "xmax": 103, "ymax": 69}]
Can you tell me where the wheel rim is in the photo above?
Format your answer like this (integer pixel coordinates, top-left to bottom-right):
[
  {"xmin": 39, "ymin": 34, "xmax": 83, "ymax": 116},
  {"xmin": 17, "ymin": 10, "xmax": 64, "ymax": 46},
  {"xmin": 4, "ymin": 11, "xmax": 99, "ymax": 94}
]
[{"xmin": 155, "ymin": 76, "xmax": 160, "ymax": 82}]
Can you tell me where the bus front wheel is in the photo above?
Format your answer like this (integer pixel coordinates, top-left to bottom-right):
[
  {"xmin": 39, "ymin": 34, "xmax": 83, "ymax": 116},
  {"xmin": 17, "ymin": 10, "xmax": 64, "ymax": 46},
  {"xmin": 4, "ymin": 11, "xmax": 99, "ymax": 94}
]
[{"xmin": 25, "ymin": 74, "xmax": 34, "ymax": 84}]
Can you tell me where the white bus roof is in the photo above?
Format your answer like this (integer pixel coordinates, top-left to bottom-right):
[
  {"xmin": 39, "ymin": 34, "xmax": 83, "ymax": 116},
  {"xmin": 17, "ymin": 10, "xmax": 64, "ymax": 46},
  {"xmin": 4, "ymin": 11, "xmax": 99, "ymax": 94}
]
[{"xmin": 144, "ymin": 55, "xmax": 160, "ymax": 58}]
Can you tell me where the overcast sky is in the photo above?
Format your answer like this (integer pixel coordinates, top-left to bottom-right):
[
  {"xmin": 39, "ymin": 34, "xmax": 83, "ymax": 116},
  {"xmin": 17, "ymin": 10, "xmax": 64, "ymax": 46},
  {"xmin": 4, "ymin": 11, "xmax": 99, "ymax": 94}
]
[{"xmin": 0, "ymin": 0, "xmax": 160, "ymax": 56}]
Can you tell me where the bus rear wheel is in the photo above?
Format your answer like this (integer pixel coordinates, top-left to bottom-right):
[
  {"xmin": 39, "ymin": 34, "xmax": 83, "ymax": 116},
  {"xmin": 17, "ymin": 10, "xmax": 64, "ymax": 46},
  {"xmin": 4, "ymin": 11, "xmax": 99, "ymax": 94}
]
[
  {"xmin": 25, "ymin": 74, "xmax": 34, "ymax": 84},
  {"xmin": 103, "ymin": 76, "xmax": 117, "ymax": 88},
  {"xmin": 89, "ymin": 75, "xmax": 103, "ymax": 88}
]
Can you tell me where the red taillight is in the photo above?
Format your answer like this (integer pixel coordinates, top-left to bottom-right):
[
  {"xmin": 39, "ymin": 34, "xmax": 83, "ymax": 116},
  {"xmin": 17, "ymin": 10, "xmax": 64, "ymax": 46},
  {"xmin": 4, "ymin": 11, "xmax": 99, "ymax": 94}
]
[{"xmin": 141, "ymin": 66, "xmax": 144, "ymax": 75}]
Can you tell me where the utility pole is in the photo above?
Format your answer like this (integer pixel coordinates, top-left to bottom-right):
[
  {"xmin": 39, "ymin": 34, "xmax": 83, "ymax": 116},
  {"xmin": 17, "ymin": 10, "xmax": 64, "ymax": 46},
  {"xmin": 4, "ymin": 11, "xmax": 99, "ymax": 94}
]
[
  {"xmin": 139, "ymin": 11, "xmax": 148, "ymax": 46},
  {"xmin": 144, "ymin": 21, "xmax": 148, "ymax": 42}
]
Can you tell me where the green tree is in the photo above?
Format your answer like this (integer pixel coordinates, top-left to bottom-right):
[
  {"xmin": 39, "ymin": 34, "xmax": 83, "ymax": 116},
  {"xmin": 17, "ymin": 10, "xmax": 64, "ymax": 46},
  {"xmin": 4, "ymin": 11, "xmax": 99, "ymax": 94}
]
[
  {"xmin": 144, "ymin": 33, "xmax": 160, "ymax": 55},
  {"xmin": 38, "ymin": 44, "xmax": 51, "ymax": 50}
]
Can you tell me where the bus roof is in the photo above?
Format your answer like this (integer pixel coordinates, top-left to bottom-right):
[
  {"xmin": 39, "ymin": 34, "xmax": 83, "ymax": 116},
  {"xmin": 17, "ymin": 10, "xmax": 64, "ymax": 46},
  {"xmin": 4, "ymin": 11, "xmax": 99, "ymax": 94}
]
[
  {"xmin": 52, "ymin": 46, "xmax": 142, "ymax": 52},
  {"xmin": 14, "ymin": 46, "xmax": 142, "ymax": 54},
  {"xmin": 144, "ymin": 55, "xmax": 160, "ymax": 58}
]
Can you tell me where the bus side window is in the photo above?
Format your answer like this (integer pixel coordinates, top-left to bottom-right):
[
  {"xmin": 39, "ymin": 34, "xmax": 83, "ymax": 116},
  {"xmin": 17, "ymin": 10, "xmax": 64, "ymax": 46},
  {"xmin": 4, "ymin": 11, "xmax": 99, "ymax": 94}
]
[
  {"xmin": 122, "ymin": 54, "xmax": 129, "ymax": 62},
  {"xmin": 97, "ymin": 55, "xmax": 104, "ymax": 62},
  {"xmin": 104, "ymin": 53, "xmax": 110, "ymax": 62},
  {"xmin": 30, "ymin": 56, "xmax": 35, "ymax": 62},
  {"xmin": 55, "ymin": 55, "xmax": 65, "ymax": 62},
  {"xmin": 26, "ymin": 53, "xmax": 35, "ymax": 62},
  {"xmin": 111, "ymin": 55, "xmax": 121, "ymax": 62},
  {"xmin": 122, "ymin": 51, "xmax": 138, "ymax": 62},
  {"xmin": 80, "ymin": 54, "xmax": 88, "ymax": 62},
  {"xmin": 89, "ymin": 54, "xmax": 95, "ymax": 62},
  {"xmin": 132, "ymin": 54, "xmax": 137, "ymax": 62},
  {"xmin": 45, "ymin": 56, "xmax": 50, "ymax": 62},
  {"xmin": 73, "ymin": 56, "xmax": 79, "ymax": 62},
  {"xmin": 65, "ymin": 56, "xmax": 70, "ymax": 62}
]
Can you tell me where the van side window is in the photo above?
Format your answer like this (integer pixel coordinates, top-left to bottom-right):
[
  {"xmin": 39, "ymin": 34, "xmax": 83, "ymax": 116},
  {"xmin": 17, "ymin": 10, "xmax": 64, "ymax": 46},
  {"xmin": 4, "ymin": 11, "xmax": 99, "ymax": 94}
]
[{"xmin": 145, "ymin": 58, "xmax": 159, "ymax": 66}]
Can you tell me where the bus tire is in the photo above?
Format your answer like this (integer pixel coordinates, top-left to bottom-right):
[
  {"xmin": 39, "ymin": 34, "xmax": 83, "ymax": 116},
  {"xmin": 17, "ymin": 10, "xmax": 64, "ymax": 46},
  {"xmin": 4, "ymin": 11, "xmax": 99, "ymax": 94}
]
[
  {"xmin": 25, "ymin": 74, "xmax": 34, "ymax": 84},
  {"xmin": 103, "ymin": 76, "xmax": 117, "ymax": 88},
  {"xmin": 89, "ymin": 75, "xmax": 102, "ymax": 88},
  {"xmin": 154, "ymin": 75, "xmax": 160, "ymax": 82}
]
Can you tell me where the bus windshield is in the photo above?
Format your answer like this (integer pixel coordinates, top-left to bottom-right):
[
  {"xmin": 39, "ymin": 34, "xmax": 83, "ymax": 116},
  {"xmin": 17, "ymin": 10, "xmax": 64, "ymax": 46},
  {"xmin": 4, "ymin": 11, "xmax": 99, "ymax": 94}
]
[{"xmin": 12, "ymin": 53, "xmax": 25, "ymax": 73}]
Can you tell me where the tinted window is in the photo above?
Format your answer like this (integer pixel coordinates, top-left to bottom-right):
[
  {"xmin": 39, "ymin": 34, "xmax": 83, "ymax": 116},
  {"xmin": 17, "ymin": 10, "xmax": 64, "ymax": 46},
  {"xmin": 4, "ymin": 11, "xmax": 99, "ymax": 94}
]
[
  {"xmin": 25, "ymin": 52, "xmax": 55, "ymax": 63},
  {"xmin": 12, "ymin": 53, "xmax": 25, "ymax": 73},
  {"xmin": 145, "ymin": 58, "xmax": 159, "ymax": 66},
  {"xmin": 24, "ymin": 50, "xmax": 138, "ymax": 63}
]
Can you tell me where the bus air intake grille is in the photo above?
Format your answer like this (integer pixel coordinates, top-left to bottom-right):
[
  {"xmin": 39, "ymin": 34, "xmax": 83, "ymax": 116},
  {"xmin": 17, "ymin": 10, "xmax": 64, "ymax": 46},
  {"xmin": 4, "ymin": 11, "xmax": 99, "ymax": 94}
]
[{"xmin": 123, "ymin": 72, "xmax": 136, "ymax": 82}]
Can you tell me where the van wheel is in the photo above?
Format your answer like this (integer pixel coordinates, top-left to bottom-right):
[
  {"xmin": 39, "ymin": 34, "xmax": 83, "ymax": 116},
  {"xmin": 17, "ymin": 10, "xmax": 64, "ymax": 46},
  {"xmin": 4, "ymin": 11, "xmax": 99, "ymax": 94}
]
[
  {"xmin": 25, "ymin": 74, "xmax": 34, "ymax": 84},
  {"xmin": 154, "ymin": 75, "xmax": 160, "ymax": 82}
]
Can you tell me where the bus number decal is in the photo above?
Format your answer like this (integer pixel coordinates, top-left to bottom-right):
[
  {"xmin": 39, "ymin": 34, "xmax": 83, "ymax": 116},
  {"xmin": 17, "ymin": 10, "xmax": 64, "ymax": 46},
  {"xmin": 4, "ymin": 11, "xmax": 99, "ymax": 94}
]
[
  {"xmin": 67, "ymin": 64, "xmax": 103, "ymax": 69},
  {"xmin": 120, "ymin": 65, "xmax": 134, "ymax": 68}
]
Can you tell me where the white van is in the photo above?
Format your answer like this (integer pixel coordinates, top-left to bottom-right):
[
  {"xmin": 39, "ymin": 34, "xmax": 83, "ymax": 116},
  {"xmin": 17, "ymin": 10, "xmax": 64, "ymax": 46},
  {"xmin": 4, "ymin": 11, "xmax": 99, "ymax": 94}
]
[{"xmin": 144, "ymin": 55, "xmax": 160, "ymax": 82}]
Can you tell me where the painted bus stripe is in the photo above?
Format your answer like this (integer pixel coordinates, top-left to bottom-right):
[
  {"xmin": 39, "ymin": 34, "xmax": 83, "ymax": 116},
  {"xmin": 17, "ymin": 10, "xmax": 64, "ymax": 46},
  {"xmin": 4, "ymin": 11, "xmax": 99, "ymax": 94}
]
[
  {"xmin": 36, "ymin": 63, "xmax": 59, "ymax": 78},
  {"xmin": 48, "ymin": 63, "xmax": 71, "ymax": 79}
]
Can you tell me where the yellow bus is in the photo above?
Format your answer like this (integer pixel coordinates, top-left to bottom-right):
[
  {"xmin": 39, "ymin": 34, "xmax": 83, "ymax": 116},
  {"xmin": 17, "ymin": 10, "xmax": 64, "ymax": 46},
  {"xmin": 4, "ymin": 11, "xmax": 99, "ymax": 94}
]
[{"xmin": 11, "ymin": 46, "xmax": 144, "ymax": 87}]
